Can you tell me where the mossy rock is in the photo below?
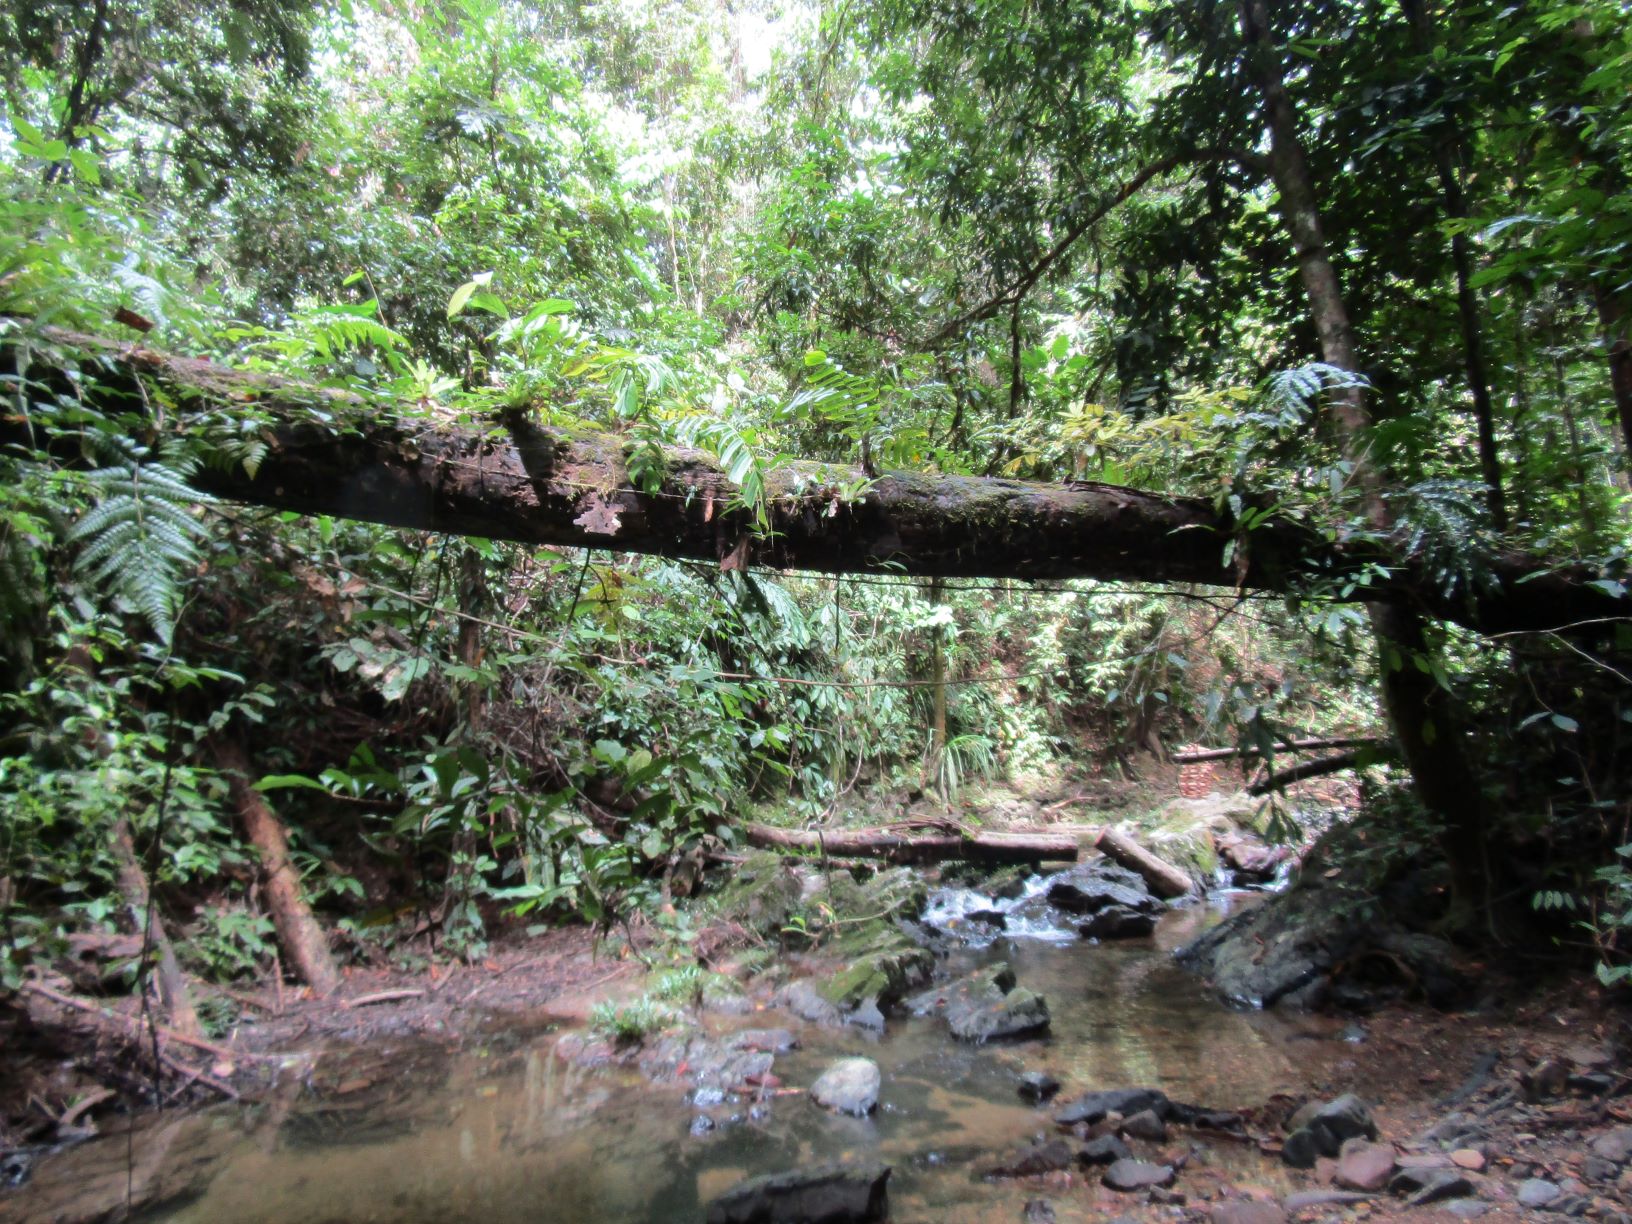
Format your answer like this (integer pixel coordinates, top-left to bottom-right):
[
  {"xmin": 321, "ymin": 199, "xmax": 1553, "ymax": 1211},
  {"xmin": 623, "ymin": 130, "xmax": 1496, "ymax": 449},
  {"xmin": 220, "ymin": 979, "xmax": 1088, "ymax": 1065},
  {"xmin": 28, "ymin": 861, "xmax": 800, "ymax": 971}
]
[
  {"xmin": 820, "ymin": 942, "xmax": 936, "ymax": 1010},
  {"xmin": 711, "ymin": 852, "xmax": 806, "ymax": 938}
]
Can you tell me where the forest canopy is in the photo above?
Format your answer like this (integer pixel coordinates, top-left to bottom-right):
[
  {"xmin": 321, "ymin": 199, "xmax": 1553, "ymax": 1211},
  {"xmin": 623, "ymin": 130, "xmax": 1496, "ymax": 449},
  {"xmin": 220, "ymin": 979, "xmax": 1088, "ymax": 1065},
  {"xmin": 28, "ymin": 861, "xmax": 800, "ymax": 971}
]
[{"xmin": 2, "ymin": 0, "xmax": 1630, "ymax": 1002}]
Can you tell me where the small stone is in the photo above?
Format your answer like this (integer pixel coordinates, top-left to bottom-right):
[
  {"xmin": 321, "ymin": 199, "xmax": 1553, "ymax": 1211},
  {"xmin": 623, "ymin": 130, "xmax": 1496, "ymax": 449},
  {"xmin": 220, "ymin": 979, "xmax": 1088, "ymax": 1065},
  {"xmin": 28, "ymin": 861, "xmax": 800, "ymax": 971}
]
[
  {"xmin": 810, "ymin": 1057, "xmax": 881, "ymax": 1117},
  {"xmin": 1517, "ymin": 1178, "xmax": 1563, "ymax": 1209},
  {"xmin": 1055, "ymin": 1088, "xmax": 1170, "ymax": 1127},
  {"xmin": 1018, "ymin": 1071, "xmax": 1062, "ymax": 1103},
  {"xmin": 1583, "ymin": 1156, "xmax": 1618, "ymax": 1182},
  {"xmin": 1283, "ymin": 1190, "xmax": 1371, "ymax": 1210},
  {"xmin": 1121, "ymin": 1109, "xmax": 1168, "ymax": 1143},
  {"xmin": 1102, "ymin": 1158, "xmax": 1175, "ymax": 1193},
  {"xmin": 1079, "ymin": 1135, "xmax": 1134, "ymax": 1166},
  {"xmin": 1523, "ymin": 1058, "xmax": 1572, "ymax": 1101},
  {"xmin": 1335, "ymin": 1139, "xmax": 1397, "ymax": 1192},
  {"xmin": 690, "ymin": 1114, "xmax": 717, "ymax": 1136},
  {"xmin": 1592, "ymin": 1127, "xmax": 1632, "ymax": 1164},
  {"xmin": 1281, "ymin": 1128, "xmax": 1321, "ymax": 1169},
  {"xmin": 1449, "ymin": 1148, "xmax": 1486, "ymax": 1171},
  {"xmin": 1147, "ymin": 1187, "xmax": 1186, "ymax": 1205},
  {"xmin": 1022, "ymin": 1200, "xmax": 1056, "ymax": 1223},
  {"xmin": 846, "ymin": 997, "xmax": 886, "ymax": 1033},
  {"xmin": 1444, "ymin": 1199, "xmax": 1491, "ymax": 1219},
  {"xmin": 1213, "ymin": 1203, "xmax": 1287, "ymax": 1224}
]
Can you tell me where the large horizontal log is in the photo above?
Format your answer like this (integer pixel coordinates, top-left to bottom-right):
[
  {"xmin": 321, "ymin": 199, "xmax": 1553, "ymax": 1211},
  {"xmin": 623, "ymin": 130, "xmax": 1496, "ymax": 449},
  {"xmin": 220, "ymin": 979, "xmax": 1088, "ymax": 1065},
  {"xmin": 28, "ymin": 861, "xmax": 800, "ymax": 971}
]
[
  {"xmin": 744, "ymin": 823, "xmax": 1082, "ymax": 865},
  {"xmin": 1174, "ymin": 736, "xmax": 1385, "ymax": 762},
  {"xmin": 12, "ymin": 330, "xmax": 1627, "ymax": 638},
  {"xmin": 1248, "ymin": 747, "xmax": 1399, "ymax": 795}
]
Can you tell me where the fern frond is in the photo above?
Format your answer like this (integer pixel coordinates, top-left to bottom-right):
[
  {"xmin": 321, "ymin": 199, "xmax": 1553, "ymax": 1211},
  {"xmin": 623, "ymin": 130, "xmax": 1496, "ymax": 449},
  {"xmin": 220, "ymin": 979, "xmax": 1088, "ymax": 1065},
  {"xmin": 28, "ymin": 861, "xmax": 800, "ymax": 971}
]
[{"xmin": 68, "ymin": 460, "xmax": 215, "ymax": 645}]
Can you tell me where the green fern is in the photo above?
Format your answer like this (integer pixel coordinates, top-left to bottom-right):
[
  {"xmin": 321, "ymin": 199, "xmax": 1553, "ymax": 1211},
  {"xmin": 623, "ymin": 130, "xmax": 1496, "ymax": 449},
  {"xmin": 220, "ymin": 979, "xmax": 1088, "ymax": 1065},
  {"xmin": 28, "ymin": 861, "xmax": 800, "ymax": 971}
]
[
  {"xmin": 68, "ymin": 458, "xmax": 216, "ymax": 645},
  {"xmin": 671, "ymin": 414, "xmax": 775, "ymax": 531}
]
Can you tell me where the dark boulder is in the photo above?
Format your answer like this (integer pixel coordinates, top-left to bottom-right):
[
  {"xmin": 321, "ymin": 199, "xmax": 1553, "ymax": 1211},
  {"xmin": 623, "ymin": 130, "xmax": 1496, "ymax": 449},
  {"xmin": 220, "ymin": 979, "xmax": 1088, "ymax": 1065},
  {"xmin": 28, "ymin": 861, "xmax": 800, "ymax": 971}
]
[
  {"xmin": 906, "ymin": 962, "xmax": 1050, "ymax": 1042},
  {"xmin": 1047, "ymin": 864, "xmax": 1160, "ymax": 916},
  {"xmin": 1054, "ymin": 1087, "xmax": 1170, "ymax": 1127},
  {"xmin": 705, "ymin": 1162, "xmax": 891, "ymax": 1224},
  {"xmin": 984, "ymin": 1139, "xmax": 1075, "ymax": 1179},
  {"xmin": 1080, "ymin": 905, "xmax": 1158, "ymax": 940}
]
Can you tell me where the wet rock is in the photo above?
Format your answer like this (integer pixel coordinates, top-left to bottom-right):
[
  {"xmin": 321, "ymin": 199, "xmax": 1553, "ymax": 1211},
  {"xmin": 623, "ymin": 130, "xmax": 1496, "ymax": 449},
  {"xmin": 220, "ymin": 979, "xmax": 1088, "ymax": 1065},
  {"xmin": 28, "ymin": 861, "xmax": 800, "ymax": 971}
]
[
  {"xmin": 968, "ymin": 909, "xmax": 1008, "ymax": 928},
  {"xmin": 905, "ymin": 962, "xmax": 1049, "ymax": 1042},
  {"xmin": 1080, "ymin": 905, "xmax": 1159, "ymax": 940},
  {"xmin": 1054, "ymin": 1087, "xmax": 1170, "ymax": 1127},
  {"xmin": 1449, "ymin": 1148, "xmax": 1486, "ymax": 1171},
  {"xmin": 1218, "ymin": 834, "xmax": 1289, "ymax": 883},
  {"xmin": 1102, "ymin": 1158, "xmax": 1174, "ymax": 1193},
  {"xmin": 1047, "ymin": 864, "xmax": 1160, "ymax": 917},
  {"xmin": 1172, "ymin": 1105, "xmax": 1245, "ymax": 1133},
  {"xmin": 638, "ymin": 1031, "xmax": 774, "ymax": 1091},
  {"xmin": 1334, "ymin": 1138, "xmax": 1396, "ymax": 1192},
  {"xmin": 1570, "ymin": 1071, "xmax": 1616, "ymax": 1096},
  {"xmin": 810, "ymin": 1058, "xmax": 881, "ymax": 1117},
  {"xmin": 1444, "ymin": 1201, "xmax": 1491, "ymax": 1219},
  {"xmin": 690, "ymin": 1114, "xmax": 717, "ymax": 1137},
  {"xmin": 733, "ymin": 1028, "xmax": 799, "ymax": 1054},
  {"xmin": 985, "ymin": 1139, "xmax": 1075, "ymax": 1179},
  {"xmin": 1390, "ymin": 1167, "xmax": 1474, "ymax": 1205},
  {"xmin": 1420, "ymin": 1112, "xmax": 1486, "ymax": 1149},
  {"xmin": 1283, "ymin": 1190, "xmax": 1372, "ymax": 1210},
  {"xmin": 1213, "ymin": 1203, "xmax": 1287, "ymax": 1224},
  {"xmin": 705, "ymin": 1161, "xmax": 890, "ymax": 1224},
  {"xmin": 1120, "ymin": 1109, "xmax": 1167, "ymax": 1142},
  {"xmin": 1018, "ymin": 1071, "xmax": 1061, "ymax": 1103},
  {"xmin": 1078, "ymin": 1135, "xmax": 1133, "ymax": 1166},
  {"xmin": 1022, "ymin": 1199, "xmax": 1056, "ymax": 1223},
  {"xmin": 1282, "ymin": 1094, "xmax": 1377, "ymax": 1166},
  {"xmin": 1517, "ymin": 1178, "xmax": 1563, "ymax": 1209},
  {"xmin": 776, "ymin": 980, "xmax": 843, "ymax": 1027},
  {"xmin": 846, "ymin": 997, "xmax": 886, "ymax": 1033},
  {"xmin": 1591, "ymin": 1127, "xmax": 1632, "ymax": 1164}
]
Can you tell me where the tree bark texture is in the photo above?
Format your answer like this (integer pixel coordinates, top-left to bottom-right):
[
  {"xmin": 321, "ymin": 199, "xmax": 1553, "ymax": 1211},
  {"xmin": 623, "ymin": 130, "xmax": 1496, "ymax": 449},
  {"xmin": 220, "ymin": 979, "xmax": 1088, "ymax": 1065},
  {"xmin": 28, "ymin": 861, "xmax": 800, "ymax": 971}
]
[
  {"xmin": 1248, "ymin": 746, "xmax": 1399, "ymax": 795},
  {"xmin": 19, "ymin": 329, "xmax": 1624, "ymax": 640},
  {"xmin": 743, "ymin": 822, "xmax": 1080, "ymax": 865},
  {"xmin": 214, "ymin": 741, "xmax": 343, "ymax": 998},
  {"xmin": 1174, "ymin": 736, "xmax": 1384, "ymax": 763}
]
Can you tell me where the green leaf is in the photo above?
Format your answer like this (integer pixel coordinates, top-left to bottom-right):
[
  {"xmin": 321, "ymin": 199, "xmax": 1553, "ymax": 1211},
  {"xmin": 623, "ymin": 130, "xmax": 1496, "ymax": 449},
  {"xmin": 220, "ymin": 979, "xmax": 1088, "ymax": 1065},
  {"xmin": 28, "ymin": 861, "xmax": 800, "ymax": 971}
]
[{"xmin": 252, "ymin": 774, "xmax": 330, "ymax": 792}]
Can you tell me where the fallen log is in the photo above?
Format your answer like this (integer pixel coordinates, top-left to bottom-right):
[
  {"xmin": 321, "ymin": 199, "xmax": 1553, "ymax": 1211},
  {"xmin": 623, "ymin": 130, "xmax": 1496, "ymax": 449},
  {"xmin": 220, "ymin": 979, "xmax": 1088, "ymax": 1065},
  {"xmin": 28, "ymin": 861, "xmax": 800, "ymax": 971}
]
[
  {"xmin": 1095, "ymin": 826, "xmax": 1195, "ymax": 898},
  {"xmin": 1249, "ymin": 747, "xmax": 1398, "ymax": 795},
  {"xmin": 8, "ymin": 328, "xmax": 1627, "ymax": 638},
  {"xmin": 1173, "ymin": 736, "xmax": 1385, "ymax": 763},
  {"xmin": 743, "ymin": 823, "xmax": 1080, "ymax": 865}
]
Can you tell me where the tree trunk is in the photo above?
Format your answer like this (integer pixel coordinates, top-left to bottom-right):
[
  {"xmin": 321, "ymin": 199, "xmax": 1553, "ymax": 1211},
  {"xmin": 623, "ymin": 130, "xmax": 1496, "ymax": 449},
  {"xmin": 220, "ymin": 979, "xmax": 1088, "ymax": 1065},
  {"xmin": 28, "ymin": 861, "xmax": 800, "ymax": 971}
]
[
  {"xmin": 1095, "ymin": 826, "xmax": 1194, "ymax": 898},
  {"xmin": 1248, "ymin": 746, "xmax": 1399, "ymax": 795},
  {"xmin": 1174, "ymin": 736, "xmax": 1384, "ymax": 762},
  {"xmin": 1593, "ymin": 284, "xmax": 1632, "ymax": 462},
  {"xmin": 1240, "ymin": 0, "xmax": 1492, "ymax": 915},
  {"xmin": 744, "ymin": 822, "xmax": 1080, "ymax": 865},
  {"xmin": 14, "ymin": 328, "xmax": 1623, "ymax": 640},
  {"xmin": 922, "ymin": 577, "xmax": 949, "ymax": 792},
  {"xmin": 214, "ymin": 741, "xmax": 343, "ymax": 998},
  {"xmin": 110, "ymin": 819, "xmax": 201, "ymax": 1038}
]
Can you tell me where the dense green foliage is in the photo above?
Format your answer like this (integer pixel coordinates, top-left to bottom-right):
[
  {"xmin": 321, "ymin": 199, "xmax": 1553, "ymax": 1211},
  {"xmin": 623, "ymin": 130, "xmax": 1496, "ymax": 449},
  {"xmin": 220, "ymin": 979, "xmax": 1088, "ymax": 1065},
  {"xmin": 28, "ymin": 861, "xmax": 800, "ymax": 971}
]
[{"xmin": 1, "ymin": 0, "xmax": 1629, "ymax": 994}]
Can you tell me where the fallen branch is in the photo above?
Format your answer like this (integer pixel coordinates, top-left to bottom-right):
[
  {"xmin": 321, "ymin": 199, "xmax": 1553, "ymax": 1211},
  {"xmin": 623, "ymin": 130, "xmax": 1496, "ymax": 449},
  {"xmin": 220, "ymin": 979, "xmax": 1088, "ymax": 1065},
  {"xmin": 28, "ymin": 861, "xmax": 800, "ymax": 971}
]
[
  {"xmin": 342, "ymin": 989, "xmax": 427, "ymax": 1009},
  {"xmin": 22, "ymin": 980, "xmax": 271, "ymax": 1062},
  {"xmin": 744, "ymin": 822, "xmax": 1080, "ymax": 865},
  {"xmin": 1095, "ymin": 827, "xmax": 1194, "ymax": 898},
  {"xmin": 1248, "ymin": 747, "xmax": 1398, "ymax": 795},
  {"xmin": 1174, "ymin": 737, "xmax": 1386, "ymax": 763}
]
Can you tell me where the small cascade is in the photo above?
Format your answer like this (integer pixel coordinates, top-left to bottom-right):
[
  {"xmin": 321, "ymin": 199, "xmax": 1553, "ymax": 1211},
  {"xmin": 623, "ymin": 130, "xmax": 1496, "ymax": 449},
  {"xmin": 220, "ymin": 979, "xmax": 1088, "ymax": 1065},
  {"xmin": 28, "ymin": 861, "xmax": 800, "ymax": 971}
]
[{"xmin": 919, "ymin": 874, "xmax": 1081, "ymax": 946}]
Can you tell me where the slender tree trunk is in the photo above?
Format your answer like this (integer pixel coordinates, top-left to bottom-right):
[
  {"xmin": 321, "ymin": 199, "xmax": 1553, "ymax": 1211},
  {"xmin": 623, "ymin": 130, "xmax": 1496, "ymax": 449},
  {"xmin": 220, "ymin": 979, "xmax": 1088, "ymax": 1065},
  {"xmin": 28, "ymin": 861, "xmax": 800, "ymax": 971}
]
[
  {"xmin": 922, "ymin": 576, "xmax": 949, "ymax": 792},
  {"xmin": 214, "ymin": 741, "xmax": 343, "ymax": 997},
  {"xmin": 46, "ymin": 0, "xmax": 110, "ymax": 184},
  {"xmin": 110, "ymin": 819, "xmax": 202, "ymax": 1038},
  {"xmin": 1401, "ymin": 0, "xmax": 1506, "ymax": 528},
  {"xmin": 1240, "ymin": 0, "xmax": 1490, "ymax": 915},
  {"xmin": 1593, "ymin": 284, "xmax": 1632, "ymax": 462}
]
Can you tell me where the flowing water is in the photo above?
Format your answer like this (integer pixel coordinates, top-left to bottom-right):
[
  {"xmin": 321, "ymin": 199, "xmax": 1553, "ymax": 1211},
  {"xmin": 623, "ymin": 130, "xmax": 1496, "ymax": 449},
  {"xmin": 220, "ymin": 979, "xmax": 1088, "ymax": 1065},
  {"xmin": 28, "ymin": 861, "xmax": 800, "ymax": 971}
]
[{"xmin": 7, "ymin": 887, "xmax": 1360, "ymax": 1224}]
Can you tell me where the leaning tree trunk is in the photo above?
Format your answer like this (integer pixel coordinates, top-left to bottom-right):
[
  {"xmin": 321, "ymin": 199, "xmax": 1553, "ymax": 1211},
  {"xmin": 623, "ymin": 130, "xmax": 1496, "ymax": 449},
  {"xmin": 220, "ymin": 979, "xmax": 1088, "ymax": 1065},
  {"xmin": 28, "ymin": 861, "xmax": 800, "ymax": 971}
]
[
  {"xmin": 214, "ymin": 741, "xmax": 343, "ymax": 998},
  {"xmin": 110, "ymin": 819, "xmax": 201, "ymax": 1038},
  {"xmin": 1240, "ymin": 0, "xmax": 1492, "ymax": 916}
]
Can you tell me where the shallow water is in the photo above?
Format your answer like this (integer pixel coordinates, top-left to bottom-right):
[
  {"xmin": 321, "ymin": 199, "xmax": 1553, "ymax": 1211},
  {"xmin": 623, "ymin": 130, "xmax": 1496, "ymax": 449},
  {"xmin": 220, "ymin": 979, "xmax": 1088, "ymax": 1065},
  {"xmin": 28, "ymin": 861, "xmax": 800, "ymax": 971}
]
[{"xmin": 8, "ymin": 895, "xmax": 1356, "ymax": 1224}]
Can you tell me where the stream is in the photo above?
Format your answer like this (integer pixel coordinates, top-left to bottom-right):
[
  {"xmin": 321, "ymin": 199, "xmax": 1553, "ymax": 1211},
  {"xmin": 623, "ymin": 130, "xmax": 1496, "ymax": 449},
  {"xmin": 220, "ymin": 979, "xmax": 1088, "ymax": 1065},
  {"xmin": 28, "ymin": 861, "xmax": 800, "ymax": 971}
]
[{"xmin": 7, "ymin": 885, "xmax": 1362, "ymax": 1223}]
